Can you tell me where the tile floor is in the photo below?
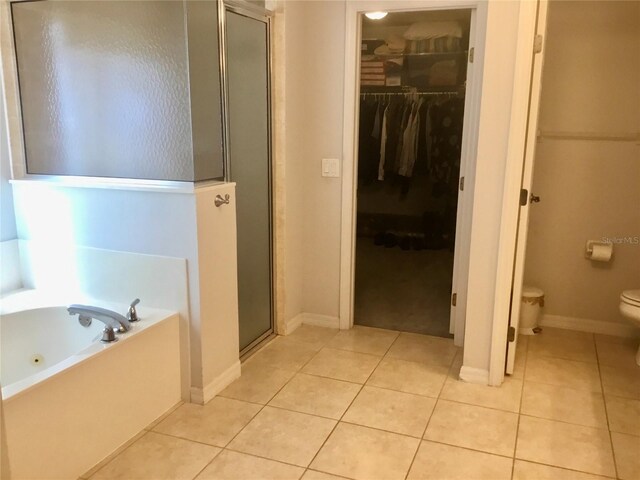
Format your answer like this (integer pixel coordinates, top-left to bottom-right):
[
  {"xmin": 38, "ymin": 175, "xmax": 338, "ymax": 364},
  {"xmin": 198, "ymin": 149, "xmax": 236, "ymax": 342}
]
[{"xmin": 87, "ymin": 325, "xmax": 640, "ymax": 480}]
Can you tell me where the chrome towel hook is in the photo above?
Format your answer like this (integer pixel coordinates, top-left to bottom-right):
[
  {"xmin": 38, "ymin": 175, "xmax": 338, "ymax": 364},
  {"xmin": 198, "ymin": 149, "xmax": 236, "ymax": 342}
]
[{"xmin": 215, "ymin": 194, "xmax": 230, "ymax": 207}]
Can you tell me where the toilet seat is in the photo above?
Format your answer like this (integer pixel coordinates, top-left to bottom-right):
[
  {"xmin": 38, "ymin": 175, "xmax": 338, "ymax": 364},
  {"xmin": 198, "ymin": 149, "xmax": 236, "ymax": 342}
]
[{"xmin": 621, "ymin": 289, "xmax": 640, "ymax": 308}]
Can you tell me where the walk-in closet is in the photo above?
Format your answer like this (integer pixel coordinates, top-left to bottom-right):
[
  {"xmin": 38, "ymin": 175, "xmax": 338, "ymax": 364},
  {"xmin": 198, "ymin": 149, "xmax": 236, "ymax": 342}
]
[{"xmin": 354, "ymin": 10, "xmax": 471, "ymax": 338}]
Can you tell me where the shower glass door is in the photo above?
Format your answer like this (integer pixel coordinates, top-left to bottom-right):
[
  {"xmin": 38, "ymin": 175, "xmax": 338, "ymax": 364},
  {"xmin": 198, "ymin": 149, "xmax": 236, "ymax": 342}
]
[{"xmin": 224, "ymin": 6, "xmax": 273, "ymax": 353}]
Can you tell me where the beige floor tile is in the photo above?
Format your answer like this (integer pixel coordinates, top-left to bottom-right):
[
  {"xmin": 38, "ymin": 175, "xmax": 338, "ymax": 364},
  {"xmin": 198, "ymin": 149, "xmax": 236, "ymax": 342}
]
[
  {"xmin": 521, "ymin": 382, "xmax": 607, "ymax": 428},
  {"xmin": 286, "ymin": 325, "xmax": 339, "ymax": 350},
  {"xmin": 525, "ymin": 356, "xmax": 602, "ymax": 393},
  {"xmin": 596, "ymin": 340, "xmax": 639, "ymax": 369},
  {"xmin": 153, "ymin": 397, "xmax": 261, "ymax": 447},
  {"xmin": 310, "ymin": 422, "xmax": 419, "ymax": 480},
  {"xmin": 252, "ymin": 337, "xmax": 320, "ymax": 372},
  {"xmin": 606, "ymin": 395, "xmax": 640, "ymax": 436},
  {"xmin": 600, "ymin": 365, "xmax": 640, "ymax": 400},
  {"xmin": 407, "ymin": 441, "xmax": 513, "ymax": 480},
  {"xmin": 440, "ymin": 376, "xmax": 523, "ymax": 412},
  {"xmin": 342, "ymin": 386, "xmax": 436, "ymax": 437},
  {"xmin": 528, "ymin": 328, "xmax": 597, "ymax": 363},
  {"xmin": 219, "ymin": 361, "xmax": 295, "ymax": 404},
  {"xmin": 301, "ymin": 348, "xmax": 381, "ymax": 384},
  {"xmin": 595, "ymin": 333, "xmax": 639, "ymax": 346},
  {"xmin": 449, "ymin": 348, "xmax": 463, "ymax": 376},
  {"xmin": 268, "ymin": 373, "xmax": 360, "ymax": 419},
  {"xmin": 511, "ymin": 336, "xmax": 528, "ymax": 379},
  {"xmin": 92, "ymin": 431, "xmax": 220, "ymax": 480},
  {"xmin": 196, "ymin": 450, "xmax": 304, "ymax": 480},
  {"xmin": 423, "ymin": 399, "xmax": 518, "ymax": 457},
  {"xmin": 302, "ymin": 471, "xmax": 348, "ymax": 480},
  {"xmin": 385, "ymin": 333, "xmax": 457, "ymax": 367},
  {"xmin": 516, "ymin": 415, "xmax": 615, "ymax": 477},
  {"xmin": 366, "ymin": 358, "xmax": 448, "ymax": 397},
  {"xmin": 512, "ymin": 460, "xmax": 612, "ymax": 480},
  {"xmin": 611, "ymin": 432, "xmax": 640, "ymax": 480},
  {"xmin": 228, "ymin": 407, "xmax": 336, "ymax": 467},
  {"xmin": 326, "ymin": 326, "xmax": 399, "ymax": 356}
]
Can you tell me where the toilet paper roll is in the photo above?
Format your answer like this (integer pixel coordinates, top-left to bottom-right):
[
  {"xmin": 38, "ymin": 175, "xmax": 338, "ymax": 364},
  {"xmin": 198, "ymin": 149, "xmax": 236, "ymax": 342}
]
[{"xmin": 587, "ymin": 242, "xmax": 613, "ymax": 262}]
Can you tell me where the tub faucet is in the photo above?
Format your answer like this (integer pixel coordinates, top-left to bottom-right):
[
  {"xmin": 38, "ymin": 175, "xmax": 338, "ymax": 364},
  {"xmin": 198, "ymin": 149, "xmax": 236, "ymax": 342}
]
[{"xmin": 67, "ymin": 304, "xmax": 131, "ymax": 333}]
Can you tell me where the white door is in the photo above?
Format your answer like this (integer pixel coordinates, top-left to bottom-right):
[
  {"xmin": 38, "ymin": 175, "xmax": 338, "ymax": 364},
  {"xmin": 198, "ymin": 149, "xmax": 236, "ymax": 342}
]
[
  {"xmin": 505, "ymin": 0, "xmax": 549, "ymax": 374},
  {"xmin": 450, "ymin": 8, "xmax": 479, "ymax": 345}
]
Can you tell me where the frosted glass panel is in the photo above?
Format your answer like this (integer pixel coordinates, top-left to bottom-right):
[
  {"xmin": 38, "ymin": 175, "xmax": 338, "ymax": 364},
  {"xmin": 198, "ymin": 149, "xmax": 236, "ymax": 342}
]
[
  {"xmin": 12, "ymin": 0, "xmax": 223, "ymax": 181},
  {"xmin": 226, "ymin": 11, "xmax": 272, "ymax": 350}
]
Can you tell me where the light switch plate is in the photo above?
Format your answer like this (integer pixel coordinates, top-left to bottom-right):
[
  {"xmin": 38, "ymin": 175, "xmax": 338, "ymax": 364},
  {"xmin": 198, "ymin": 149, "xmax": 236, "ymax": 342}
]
[{"xmin": 322, "ymin": 158, "xmax": 340, "ymax": 178}]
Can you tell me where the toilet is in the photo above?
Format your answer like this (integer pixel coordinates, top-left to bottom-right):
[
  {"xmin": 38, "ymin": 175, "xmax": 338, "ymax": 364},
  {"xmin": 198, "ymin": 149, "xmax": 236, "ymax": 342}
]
[{"xmin": 619, "ymin": 289, "xmax": 640, "ymax": 366}]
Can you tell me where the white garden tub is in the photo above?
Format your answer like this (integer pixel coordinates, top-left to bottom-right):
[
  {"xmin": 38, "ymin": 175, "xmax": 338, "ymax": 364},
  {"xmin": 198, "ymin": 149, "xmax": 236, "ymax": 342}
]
[{"xmin": 1, "ymin": 290, "xmax": 181, "ymax": 479}]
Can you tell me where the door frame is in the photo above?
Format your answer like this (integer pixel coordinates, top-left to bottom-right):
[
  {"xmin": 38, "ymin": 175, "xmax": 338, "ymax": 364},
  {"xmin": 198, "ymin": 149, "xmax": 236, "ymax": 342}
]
[
  {"xmin": 218, "ymin": 0, "xmax": 277, "ymax": 356},
  {"xmin": 338, "ymin": 0, "xmax": 487, "ymax": 346},
  {"xmin": 489, "ymin": 0, "xmax": 549, "ymax": 385}
]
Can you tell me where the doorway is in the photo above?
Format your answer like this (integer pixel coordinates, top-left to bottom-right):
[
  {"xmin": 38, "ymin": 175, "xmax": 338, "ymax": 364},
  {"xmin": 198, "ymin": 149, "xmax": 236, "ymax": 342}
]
[
  {"xmin": 222, "ymin": 3, "xmax": 274, "ymax": 355},
  {"xmin": 352, "ymin": 9, "xmax": 474, "ymax": 339}
]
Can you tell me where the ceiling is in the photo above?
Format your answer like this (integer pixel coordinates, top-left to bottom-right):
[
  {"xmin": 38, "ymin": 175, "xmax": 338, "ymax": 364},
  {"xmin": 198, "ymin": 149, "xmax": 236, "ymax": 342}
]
[{"xmin": 362, "ymin": 9, "xmax": 472, "ymax": 29}]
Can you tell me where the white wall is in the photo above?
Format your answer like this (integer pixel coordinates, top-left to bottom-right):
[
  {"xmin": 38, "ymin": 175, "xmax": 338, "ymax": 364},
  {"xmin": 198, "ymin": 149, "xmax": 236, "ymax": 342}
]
[
  {"xmin": 524, "ymin": 0, "xmax": 640, "ymax": 326},
  {"xmin": 10, "ymin": 183, "xmax": 199, "ymax": 393},
  {"xmin": 283, "ymin": 0, "xmax": 345, "ymax": 323},
  {"xmin": 282, "ymin": 0, "xmax": 523, "ymax": 378},
  {"xmin": 0, "ymin": 94, "xmax": 17, "ymax": 242}
]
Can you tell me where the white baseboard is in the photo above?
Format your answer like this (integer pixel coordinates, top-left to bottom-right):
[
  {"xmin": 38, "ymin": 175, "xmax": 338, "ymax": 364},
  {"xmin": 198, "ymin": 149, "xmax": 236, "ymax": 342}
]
[
  {"xmin": 459, "ymin": 366, "xmax": 489, "ymax": 385},
  {"xmin": 285, "ymin": 312, "xmax": 340, "ymax": 335},
  {"xmin": 284, "ymin": 313, "xmax": 304, "ymax": 335},
  {"xmin": 300, "ymin": 312, "xmax": 340, "ymax": 329},
  {"xmin": 190, "ymin": 360, "xmax": 241, "ymax": 405},
  {"xmin": 540, "ymin": 314, "xmax": 639, "ymax": 338}
]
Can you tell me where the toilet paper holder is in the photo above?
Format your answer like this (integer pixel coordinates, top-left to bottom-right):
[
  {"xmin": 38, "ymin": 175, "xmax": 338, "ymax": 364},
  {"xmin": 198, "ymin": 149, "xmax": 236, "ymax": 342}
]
[{"xmin": 585, "ymin": 240, "xmax": 613, "ymax": 261}]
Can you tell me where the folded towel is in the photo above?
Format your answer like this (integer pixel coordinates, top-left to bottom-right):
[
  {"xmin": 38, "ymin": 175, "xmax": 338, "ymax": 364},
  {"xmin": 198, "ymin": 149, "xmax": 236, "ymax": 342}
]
[{"xmin": 403, "ymin": 21, "xmax": 463, "ymax": 40}]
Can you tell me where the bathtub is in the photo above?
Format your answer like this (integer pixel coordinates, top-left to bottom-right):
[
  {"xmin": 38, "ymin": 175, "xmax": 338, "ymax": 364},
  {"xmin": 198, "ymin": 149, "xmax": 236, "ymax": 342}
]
[{"xmin": 1, "ymin": 290, "xmax": 181, "ymax": 479}]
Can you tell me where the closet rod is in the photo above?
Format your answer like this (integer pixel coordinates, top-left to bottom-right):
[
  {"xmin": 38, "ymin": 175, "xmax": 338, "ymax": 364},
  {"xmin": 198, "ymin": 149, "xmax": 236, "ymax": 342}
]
[{"xmin": 360, "ymin": 91, "xmax": 461, "ymax": 96}]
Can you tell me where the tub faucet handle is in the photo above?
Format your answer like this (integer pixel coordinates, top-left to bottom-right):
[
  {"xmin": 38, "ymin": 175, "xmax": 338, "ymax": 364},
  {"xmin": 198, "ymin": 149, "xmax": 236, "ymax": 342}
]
[
  {"xmin": 128, "ymin": 298, "xmax": 141, "ymax": 322},
  {"xmin": 101, "ymin": 326, "xmax": 117, "ymax": 343}
]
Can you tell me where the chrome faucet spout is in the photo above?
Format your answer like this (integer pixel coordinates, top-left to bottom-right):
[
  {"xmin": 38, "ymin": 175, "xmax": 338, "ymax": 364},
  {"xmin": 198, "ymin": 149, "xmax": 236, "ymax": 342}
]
[{"xmin": 67, "ymin": 304, "xmax": 131, "ymax": 333}]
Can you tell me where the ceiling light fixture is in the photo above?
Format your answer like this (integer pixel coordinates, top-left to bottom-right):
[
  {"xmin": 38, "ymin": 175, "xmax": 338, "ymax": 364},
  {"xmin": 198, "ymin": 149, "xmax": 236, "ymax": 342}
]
[{"xmin": 365, "ymin": 11, "xmax": 388, "ymax": 20}]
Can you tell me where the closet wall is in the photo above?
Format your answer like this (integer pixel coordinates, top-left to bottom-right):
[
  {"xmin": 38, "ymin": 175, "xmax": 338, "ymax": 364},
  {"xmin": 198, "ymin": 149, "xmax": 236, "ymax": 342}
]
[
  {"xmin": 524, "ymin": 0, "xmax": 640, "ymax": 327},
  {"xmin": 282, "ymin": 0, "xmax": 345, "ymax": 324}
]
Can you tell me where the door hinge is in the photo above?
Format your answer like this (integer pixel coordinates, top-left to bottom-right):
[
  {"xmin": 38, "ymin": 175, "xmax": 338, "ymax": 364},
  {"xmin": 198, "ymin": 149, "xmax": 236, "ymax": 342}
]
[
  {"xmin": 507, "ymin": 326, "xmax": 516, "ymax": 342},
  {"xmin": 459, "ymin": 176, "xmax": 464, "ymax": 191},
  {"xmin": 533, "ymin": 34, "xmax": 543, "ymax": 54},
  {"xmin": 451, "ymin": 293, "xmax": 457, "ymax": 307},
  {"xmin": 520, "ymin": 188, "xmax": 528, "ymax": 206},
  {"xmin": 468, "ymin": 47, "xmax": 474, "ymax": 63}
]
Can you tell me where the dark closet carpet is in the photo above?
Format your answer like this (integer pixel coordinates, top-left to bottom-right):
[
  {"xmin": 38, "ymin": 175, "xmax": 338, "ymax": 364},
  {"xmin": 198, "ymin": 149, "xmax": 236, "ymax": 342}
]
[{"xmin": 354, "ymin": 240, "xmax": 454, "ymax": 338}]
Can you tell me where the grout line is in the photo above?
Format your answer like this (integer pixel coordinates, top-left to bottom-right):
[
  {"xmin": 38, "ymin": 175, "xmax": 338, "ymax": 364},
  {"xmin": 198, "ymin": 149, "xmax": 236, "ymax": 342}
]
[
  {"xmin": 222, "ymin": 446, "xmax": 314, "ymax": 471},
  {"xmin": 304, "ymin": 467, "xmax": 354, "ymax": 479},
  {"xmin": 149, "ymin": 429, "xmax": 231, "ymax": 449},
  {"xmin": 303, "ymin": 349, "xmax": 385, "ymax": 473},
  {"xmin": 187, "ymin": 346, "xmax": 315, "ymax": 480},
  {"xmin": 511, "ymin": 335, "xmax": 530, "ymax": 479},
  {"xmin": 516, "ymin": 413, "xmax": 610, "ymax": 431},
  {"xmin": 84, "ymin": 430, "xmax": 151, "ymax": 479},
  {"xmin": 593, "ymin": 332, "xmax": 620, "ymax": 480},
  {"xmin": 412, "ymin": 438, "xmax": 518, "ymax": 461},
  {"xmin": 403, "ymin": 346, "xmax": 459, "ymax": 480},
  {"xmin": 512, "ymin": 458, "xmax": 618, "ymax": 479}
]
